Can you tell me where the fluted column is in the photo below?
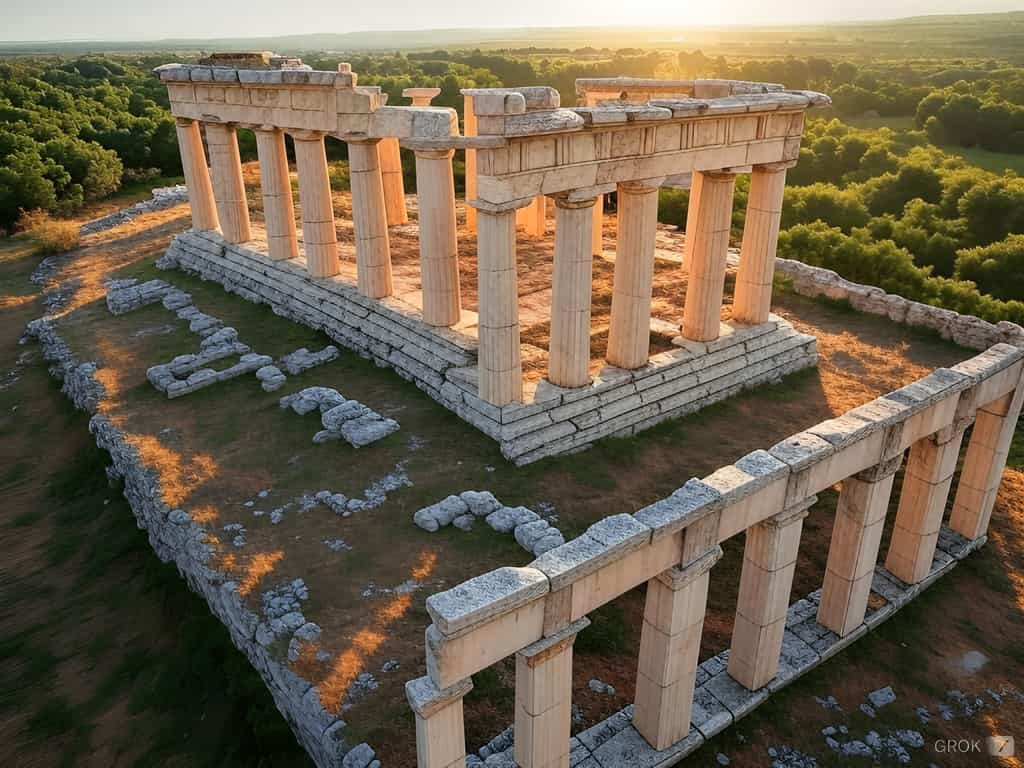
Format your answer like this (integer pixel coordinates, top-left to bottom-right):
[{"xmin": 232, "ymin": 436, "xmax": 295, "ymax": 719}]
[
  {"xmin": 174, "ymin": 118, "xmax": 219, "ymax": 232},
  {"xmin": 549, "ymin": 196, "xmax": 596, "ymax": 388},
  {"xmin": 253, "ymin": 127, "xmax": 298, "ymax": 261},
  {"xmin": 476, "ymin": 205, "xmax": 523, "ymax": 406},
  {"xmin": 607, "ymin": 180, "xmax": 661, "ymax": 370},
  {"xmin": 415, "ymin": 149, "xmax": 461, "ymax": 327},
  {"xmin": 591, "ymin": 194, "xmax": 604, "ymax": 256},
  {"xmin": 291, "ymin": 131, "xmax": 338, "ymax": 278},
  {"xmin": 348, "ymin": 139, "xmax": 393, "ymax": 299},
  {"xmin": 379, "ymin": 138, "xmax": 408, "ymax": 227},
  {"xmin": 733, "ymin": 165, "xmax": 787, "ymax": 325},
  {"xmin": 681, "ymin": 171, "xmax": 736, "ymax": 342},
  {"xmin": 204, "ymin": 122, "xmax": 251, "ymax": 243},
  {"xmin": 464, "ymin": 94, "xmax": 478, "ymax": 234}
]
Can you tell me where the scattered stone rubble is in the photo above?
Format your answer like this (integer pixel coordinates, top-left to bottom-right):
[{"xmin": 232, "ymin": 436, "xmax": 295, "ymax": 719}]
[
  {"xmin": 280, "ymin": 345, "xmax": 340, "ymax": 375},
  {"xmin": 80, "ymin": 185, "xmax": 189, "ymax": 235},
  {"xmin": 280, "ymin": 387, "xmax": 400, "ymax": 448},
  {"xmin": 413, "ymin": 491, "xmax": 566, "ymax": 556}
]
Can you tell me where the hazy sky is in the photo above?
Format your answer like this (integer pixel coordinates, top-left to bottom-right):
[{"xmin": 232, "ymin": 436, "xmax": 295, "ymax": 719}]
[{"xmin": 4, "ymin": 0, "xmax": 1024, "ymax": 41}]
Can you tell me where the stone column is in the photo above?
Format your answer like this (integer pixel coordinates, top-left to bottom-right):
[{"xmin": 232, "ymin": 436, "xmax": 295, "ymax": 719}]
[
  {"xmin": 591, "ymin": 194, "xmax": 604, "ymax": 256},
  {"xmin": 607, "ymin": 180, "xmax": 661, "ymax": 370},
  {"xmin": 174, "ymin": 118, "xmax": 219, "ymax": 232},
  {"xmin": 415, "ymin": 149, "xmax": 461, "ymax": 327},
  {"xmin": 517, "ymin": 195, "xmax": 546, "ymax": 239},
  {"xmin": 514, "ymin": 618, "xmax": 588, "ymax": 768},
  {"xmin": 733, "ymin": 165, "xmax": 787, "ymax": 325},
  {"xmin": 463, "ymin": 95, "xmax": 478, "ymax": 234},
  {"xmin": 476, "ymin": 205, "xmax": 523, "ymax": 406},
  {"xmin": 681, "ymin": 171, "xmax": 736, "ymax": 343},
  {"xmin": 253, "ymin": 127, "xmax": 299, "ymax": 261},
  {"xmin": 950, "ymin": 384, "xmax": 1024, "ymax": 540},
  {"xmin": 634, "ymin": 545, "xmax": 722, "ymax": 750},
  {"xmin": 886, "ymin": 430, "xmax": 967, "ymax": 584},
  {"xmin": 407, "ymin": 676, "xmax": 472, "ymax": 768},
  {"xmin": 291, "ymin": 131, "xmax": 338, "ymax": 279},
  {"xmin": 348, "ymin": 139, "xmax": 393, "ymax": 299},
  {"xmin": 204, "ymin": 122, "xmax": 251, "ymax": 244},
  {"xmin": 549, "ymin": 196, "xmax": 596, "ymax": 388},
  {"xmin": 817, "ymin": 457, "xmax": 901, "ymax": 637},
  {"xmin": 379, "ymin": 138, "xmax": 408, "ymax": 226},
  {"xmin": 728, "ymin": 497, "xmax": 813, "ymax": 691}
]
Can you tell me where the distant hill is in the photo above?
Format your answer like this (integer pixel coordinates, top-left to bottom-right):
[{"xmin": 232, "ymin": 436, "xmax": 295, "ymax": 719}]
[{"xmin": 2, "ymin": 11, "xmax": 1023, "ymax": 58}]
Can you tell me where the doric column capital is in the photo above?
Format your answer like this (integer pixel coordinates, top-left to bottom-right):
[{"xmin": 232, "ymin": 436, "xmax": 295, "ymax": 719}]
[
  {"xmin": 764, "ymin": 494, "xmax": 818, "ymax": 528},
  {"xmin": 288, "ymin": 129, "xmax": 327, "ymax": 143},
  {"xmin": 414, "ymin": 148, "xmax": 455, "ymax": 160},
  {"xmin": 405, "ymin": 675, "xmax": 473, "ymax": 719},
  {"xmin": 697, "ymin": 169, "xmax": 739, "ymax": 181},
  {"xmin": 174, "ymin": 116, "xmax": 195, "ymax": 128},
  {"xmin": 618, "ymin": 177, "xmax": 666, "ymax": 194},
  {"xmin": 753, "ymin": 160, "xmax": 798, "ymax": 173},
  {"xmin": 469, "ymin": 197, "xmax": 535, "ymax": 214},
  {"xmin": 346, "ymin": 136, "xmax": 381, "ymax": 146},
  {"xmin": 552, "ymin": 193, "xmax": 596, "ymax": 210}
]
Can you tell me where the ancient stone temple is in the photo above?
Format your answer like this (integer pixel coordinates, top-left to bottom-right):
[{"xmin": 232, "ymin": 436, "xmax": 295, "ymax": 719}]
[{"xmin": 155, "ymin": 57, "xmax": 830, "ymax": 463}]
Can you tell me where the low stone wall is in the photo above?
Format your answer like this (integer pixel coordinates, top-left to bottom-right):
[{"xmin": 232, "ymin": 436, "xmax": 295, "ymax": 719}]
[
  {"xmin": 26, "ymin": 316, "xmax": 360, "ymax": 768},
  {"xmin": 775, "ymin": 258, "xmax": 1024, "ymax": 350},
  {"xmin": 160, "ymin": 231, "xmax": 819, "ymax": 464}
]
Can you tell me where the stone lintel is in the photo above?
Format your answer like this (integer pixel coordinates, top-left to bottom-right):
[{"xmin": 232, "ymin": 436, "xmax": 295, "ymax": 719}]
[
  {"xmin": 405, "ymin": 674, "xmax": 473, "ymax": 719},
  {"xmin": 426, "ymin": 566, "xmax": 549, "ymax": 636},
  {"xmin": 769, "ymin": 432, "xmax": 835, "ymax": 473},
  {"xmin": 634, "ymin": 478, "xmax": 724, "ymax": 540},
  {"xmin": 656, "ymin": 545, "xmax": 724, "ymax": 590},
  {"xmin": 703, "ymin": 449, "xmax": 790, "ymax": 505},
  {"xmin": 532, "ymin": 515, "xmax": 652, "ymax": 592}
]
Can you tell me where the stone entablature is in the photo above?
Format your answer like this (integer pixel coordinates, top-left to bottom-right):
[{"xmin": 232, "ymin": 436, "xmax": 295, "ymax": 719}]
[
  {"xmin": 155, "ymin": 61, "xmax": 457, "ymax": 140},
  {"xmin": 409, "ymin": 341, "xmax": 1024, "ymax": 767}
]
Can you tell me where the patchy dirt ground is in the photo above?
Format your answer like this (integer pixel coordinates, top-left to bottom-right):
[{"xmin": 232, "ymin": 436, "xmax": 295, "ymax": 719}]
[{"xmin": 4, "ymin": 179, "xmax": 1023, "ymax": 768}]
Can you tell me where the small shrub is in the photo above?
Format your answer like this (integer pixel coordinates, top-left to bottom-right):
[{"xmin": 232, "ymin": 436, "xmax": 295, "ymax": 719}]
[{"xmin": 18, "ymin": 209, "xmax": 80, "ymax": 255}]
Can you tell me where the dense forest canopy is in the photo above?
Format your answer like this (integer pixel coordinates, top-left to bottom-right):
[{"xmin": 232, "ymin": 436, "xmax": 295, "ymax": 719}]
[{"xmin": 2, "ymin": 34, "xmax": 1023, "ymax": 322}]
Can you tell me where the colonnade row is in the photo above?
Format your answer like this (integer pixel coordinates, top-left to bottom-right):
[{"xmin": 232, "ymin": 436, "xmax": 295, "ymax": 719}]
[
  {"xmin": 474, "ymin": 163, "xmax": 789, "ymax": 406},
  {"xmin": 409, "ymin": 362, "xmax": 1024, "ymax": 768},
  {"xmin": 174, "ymin": 114, "xmax": 789, "ymax": 407}
]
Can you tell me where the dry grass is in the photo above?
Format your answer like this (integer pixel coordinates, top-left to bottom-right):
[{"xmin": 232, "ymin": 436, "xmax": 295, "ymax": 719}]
[{"xmin": 18, "ymin": 209, "xmax": 80, "ymax": 255}]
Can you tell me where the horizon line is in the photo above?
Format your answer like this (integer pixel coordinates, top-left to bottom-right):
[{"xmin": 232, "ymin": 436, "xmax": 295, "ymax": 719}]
[{"xmin": 3, "ymin": 8, "xmax": 1024, "ymax": 46}]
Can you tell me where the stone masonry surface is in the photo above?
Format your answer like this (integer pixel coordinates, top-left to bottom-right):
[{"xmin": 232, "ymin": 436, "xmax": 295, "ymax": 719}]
[{"xmin": 159, "ymin": 231, "xmax": 819, "ymax": 464}]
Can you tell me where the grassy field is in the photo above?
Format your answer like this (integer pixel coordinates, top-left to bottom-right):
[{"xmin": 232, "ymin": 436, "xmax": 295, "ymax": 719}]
[
  {"xmin": 2, "ymin": 197, "xmax": 1023, "ymax": 767},
  {"xmin": 841, "ymin": 115, "xmax": 1024, "ymax": 175}
]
